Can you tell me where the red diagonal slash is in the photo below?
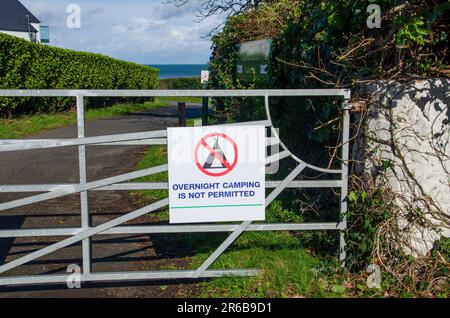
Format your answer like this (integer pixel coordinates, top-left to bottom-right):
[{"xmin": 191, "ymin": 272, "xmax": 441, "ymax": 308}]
[
  {"xmin": 194, "ymin": 132, "xmax": 238, "ymax": 177},
  {"xmin": 201, "ymin": 138, "xmax": 231, "ymax": 169}
]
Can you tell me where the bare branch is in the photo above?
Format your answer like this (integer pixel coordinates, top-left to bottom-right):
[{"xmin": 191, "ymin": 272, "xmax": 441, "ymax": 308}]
[{"xmin": 165, "ymin": 0, "xmax": 267, "ymax": 21}]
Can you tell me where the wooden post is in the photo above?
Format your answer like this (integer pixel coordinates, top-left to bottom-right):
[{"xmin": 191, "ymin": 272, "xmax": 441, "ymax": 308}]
[
  {"xmin": 202, "ymin": 95, "xmax": 209, "ymax": 126},
  {"xmin": 178, "ymin": 102, "xmax": 186, "ymax": 127}
]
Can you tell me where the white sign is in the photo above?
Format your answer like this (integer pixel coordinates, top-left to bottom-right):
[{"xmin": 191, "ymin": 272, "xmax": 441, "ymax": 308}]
[
  {"xmin": 168, "ymin": 126, "xmax": 266, "ymax": 224},
  {"xmin": 260, "ymin": 64, "xmax": 268, "ymax": 75},
  {"xmin": 201, "ymin": 70, "xmax": 210, "ymax": 84}
]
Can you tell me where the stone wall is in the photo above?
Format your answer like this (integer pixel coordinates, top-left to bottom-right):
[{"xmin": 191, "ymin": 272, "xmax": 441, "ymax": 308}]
[{"xmin": 353, "ymin": 78, "xmax": 449, "ymax": 256}]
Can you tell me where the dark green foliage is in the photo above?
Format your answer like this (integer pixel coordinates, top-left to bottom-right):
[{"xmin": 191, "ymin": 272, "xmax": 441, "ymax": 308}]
[
  {"xmin": 159, "ymin": 77, "xmax": 201, "ymax": 89},
  {"xmin": 345, "ymin": 188, "xmax": 393, "ymax": 269},
  {"xmin": 205, "ymin": 2, "xmax": 449, "ymax": 297},
  {"xmin": 271, "ymin": 0, "xmax": 448, "ymax": 88},
  {"xmin": 208, "ymin": 0, "xmax": 449, "ymax": 272},
  {"xmin": 208, "ymin": 0, "xmax": 448, "ymax": 119},
  {"xmin": 0, "ymin": 33, "xmax": 159, "ymax": 117}
]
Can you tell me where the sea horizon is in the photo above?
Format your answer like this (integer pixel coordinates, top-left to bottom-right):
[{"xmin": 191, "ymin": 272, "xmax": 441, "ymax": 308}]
[{"xmin": 148, "ymin": 64, "xmax": 208, "ymax": 79}]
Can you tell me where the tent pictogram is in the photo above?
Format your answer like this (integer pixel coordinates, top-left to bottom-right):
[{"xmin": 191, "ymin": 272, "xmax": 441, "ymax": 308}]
[
  {"xmin": 202, "ymin": 138, "xmax": 229, "ymax": 169},
  {"xmin": 194, "ymin": 133, "xmax": 238, "ymax": 177}
]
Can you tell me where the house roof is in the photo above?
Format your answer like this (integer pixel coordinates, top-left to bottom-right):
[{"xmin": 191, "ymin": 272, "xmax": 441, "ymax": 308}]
[{"xmin": 0, "ymin": 0, "xmax": 40, "ymax": 33}]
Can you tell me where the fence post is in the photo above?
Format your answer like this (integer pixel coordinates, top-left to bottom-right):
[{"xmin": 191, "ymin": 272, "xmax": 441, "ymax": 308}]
[
  {"xmin": 339, "ymin": 97, "xmax": 351, "ymax": 266},
  {"xmin": 178, "ymin": 102, "xmax": 186, "ymax": 127},
  {"xmin": 202, "ymin": 83, "xmax": 209, "ymax": 126},
  {"xmin": 76, "ymin": 94, "xmax": 91, "ymax": 275}
]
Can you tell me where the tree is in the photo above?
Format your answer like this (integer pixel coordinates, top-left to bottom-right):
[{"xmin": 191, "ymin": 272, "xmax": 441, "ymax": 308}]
[{"xmin": 166, "ymin": 0, "xmax": 268, "ymax": 20}]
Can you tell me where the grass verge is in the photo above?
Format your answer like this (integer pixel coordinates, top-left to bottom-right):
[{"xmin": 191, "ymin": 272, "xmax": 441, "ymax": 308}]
[
  {"xmin": 0, "ymin": 100, "xmax": 169, "ymax": 139},
  {"xmin": 185, "ymin": 230, "xmax": 344, "ymax": 298}
]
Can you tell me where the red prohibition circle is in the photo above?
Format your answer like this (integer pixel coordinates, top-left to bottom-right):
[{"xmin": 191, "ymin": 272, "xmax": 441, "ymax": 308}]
[{"xmin": 194, "ymin": 133, "xmax": 238, "ymax": 177}]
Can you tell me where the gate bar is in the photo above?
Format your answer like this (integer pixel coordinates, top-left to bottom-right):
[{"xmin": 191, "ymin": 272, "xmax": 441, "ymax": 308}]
[
  {"xmin": 0, "ymin": 222, "xmax": 344, "ymax": 238},
  {"xmin": 0, "ymin": 180, "xmax": 343, "ymax": 192},
  {"xmin": 339, "ymin": 99, "xmax": 351, "ymax": 265},
  {"xmin": 0, "ymin": 165, "xmax": 168, "ymax": 212},
  {"xmin": 0, "ymin": 89, "xmax": 350, "ymax": 98},
  {"xmin": 0, "ymin": 269, "xmax": 261, "ymax": 286},
  {"xmin": 0, "ymin": 130, "xmax": 168, "ymax": 152}
]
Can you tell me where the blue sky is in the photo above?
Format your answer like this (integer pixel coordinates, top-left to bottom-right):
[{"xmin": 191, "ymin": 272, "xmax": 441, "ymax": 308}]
[{"xmin": 21, "ymin": 0, "xmax": 225, "ymax": 64}]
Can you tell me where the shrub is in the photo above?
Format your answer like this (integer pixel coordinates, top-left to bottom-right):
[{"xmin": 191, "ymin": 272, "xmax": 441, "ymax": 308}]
[
  {"xmin": 0, "ymin": 33, "xmax": 159, "ymax": 117},
  {"xmin": 159, "ymin": 77, "xmax": 201, "ymax": 89},
  {"xmin": 208, "ymin": 0, "xmax": 448, "ymax": 125}
]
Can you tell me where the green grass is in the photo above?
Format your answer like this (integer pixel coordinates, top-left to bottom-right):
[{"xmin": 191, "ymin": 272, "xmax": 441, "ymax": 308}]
[
  {"xmin": 187, "ymin": 231, "xmax": 326, "ymax": 297},
  {"xmin": 181, "ymin": 202, "xmax": 350, "ymax": 298},
  {"xmin": 0, "ymin": 100, "xmax": 169, "ymax": 139},
  {"xmin": 158, "ymin": 77, "xmax": 201, "ymax": 91},
  {"xmin": 84, "ymin": 100, "xmax": 168, "ymax": 120},
  {"xmin": 133, "ymin": 145, "xmax": 168, "ymax": 203},
  {"xmin": 0, "ymin": 112, "xmax": 76, "ymax": 139}
]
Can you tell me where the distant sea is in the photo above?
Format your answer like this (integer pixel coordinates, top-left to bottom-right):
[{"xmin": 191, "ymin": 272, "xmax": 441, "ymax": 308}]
[{"xmin": 148, "ymin": 64, "xmax": 208, "ymax": 79}]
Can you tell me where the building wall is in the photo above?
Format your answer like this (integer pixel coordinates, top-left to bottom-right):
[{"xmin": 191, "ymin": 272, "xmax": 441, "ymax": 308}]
[
  {"xmin": 31, "ymin": 23, "xmax": 41, "ymax": 43},
  {"xmin": 0, "ymin": 30, "xmax": 32, "ymax": 41},
  {"xmin": 0, "ymin": 24, "xmax": 41, "ymax": 43}
]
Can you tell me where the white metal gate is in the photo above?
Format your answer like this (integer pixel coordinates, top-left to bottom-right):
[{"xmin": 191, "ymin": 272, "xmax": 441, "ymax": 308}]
[{"xmin": 0, "ymin": 89, "xmax": 350, "ymax": 286}]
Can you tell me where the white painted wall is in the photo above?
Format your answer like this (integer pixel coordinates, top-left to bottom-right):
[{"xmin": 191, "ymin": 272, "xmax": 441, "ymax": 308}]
[
  {"xmin": 31, "ymin": 23, "xmax": 41, "ymax": 43},
  {"xmin": 358, "ymin": 78, "xmax": 449, "ymax": 256},
  {"xmin": 0, "ymin": 23, "xmax": 41, "ymax": 43},
  {"xmin": 0, "ymin": 30, "xmax": 32, "ymax": 41}
]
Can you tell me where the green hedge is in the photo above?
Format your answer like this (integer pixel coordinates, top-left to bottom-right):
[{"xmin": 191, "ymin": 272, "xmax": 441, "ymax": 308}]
[
  {"xmin": 159, "ymin": 77, "xmax": 202, "ymax": 89},
  {"xmin": 0, "ymin": 33, "xmax": 159, "ymax": 117}
]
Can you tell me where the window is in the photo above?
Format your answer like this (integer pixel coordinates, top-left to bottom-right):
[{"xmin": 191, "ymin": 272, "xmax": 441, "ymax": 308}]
[{"xmin": 40, "ymin": 26, "xmax": 50, "ymax": 43}]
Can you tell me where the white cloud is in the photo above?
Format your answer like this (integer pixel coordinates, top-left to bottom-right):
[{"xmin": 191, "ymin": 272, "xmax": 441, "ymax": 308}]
[{"xmin": 20, "ymin": 0, "xmax": 225, "ymax": 64}]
